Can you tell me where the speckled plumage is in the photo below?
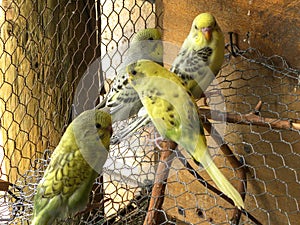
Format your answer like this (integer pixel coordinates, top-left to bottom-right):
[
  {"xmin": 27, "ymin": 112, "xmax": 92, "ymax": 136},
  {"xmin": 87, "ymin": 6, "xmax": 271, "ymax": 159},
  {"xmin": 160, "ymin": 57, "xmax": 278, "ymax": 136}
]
[
  {"xmin": 171, "ymin": 12, "xmax": 225, "ymax": 98},
  {"xmin": 127, "ymin": 60, "xmax": 244, "ymax": 209},
  {"xmin": 99, "ymin": 28, "xmax": 163, "ymax": 122},
  {"xmin": 110, "ymin": 14, "xmax": 224, "ymax": 144},
  {"xmin": 31, "ymin": 109, "xmax": 112, "ymax": 225}
]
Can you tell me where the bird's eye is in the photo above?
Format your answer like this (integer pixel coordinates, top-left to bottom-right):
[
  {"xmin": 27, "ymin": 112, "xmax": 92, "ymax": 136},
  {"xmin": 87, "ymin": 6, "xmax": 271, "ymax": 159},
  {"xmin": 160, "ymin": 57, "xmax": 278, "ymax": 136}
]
[
  {"xmin": 95, "ymin": 123, "xmax": 102, "ymax": 129},
  {"xmin": 194, "ymin": 25, "xmax": 198, "ymax": 30},
  {"xmin": 131, "ymin": 70, "xmax": 137, "ymax": 75},
  {"xmin": 148, "ymin": 37, "xmax": 154, "ymax": 40}
]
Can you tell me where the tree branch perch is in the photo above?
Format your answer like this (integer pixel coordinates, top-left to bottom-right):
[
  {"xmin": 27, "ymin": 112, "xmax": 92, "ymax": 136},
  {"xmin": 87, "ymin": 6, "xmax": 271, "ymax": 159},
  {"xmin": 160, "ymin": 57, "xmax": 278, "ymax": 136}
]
[
  {"xmin": 143, "ymin": 140, "xmax": 178, "ymax": 225},
  {"xmin": 199, "ymin": 107, "xmax": 299, "ymax": 130}
]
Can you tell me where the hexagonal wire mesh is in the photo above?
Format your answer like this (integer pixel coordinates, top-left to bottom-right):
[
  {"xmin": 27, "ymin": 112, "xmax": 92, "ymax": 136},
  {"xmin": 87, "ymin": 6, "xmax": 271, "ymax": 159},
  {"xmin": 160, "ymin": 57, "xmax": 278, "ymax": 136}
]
[{"xmin": 0, "ymin": 0, "xmax": 299, "ymax": 225}]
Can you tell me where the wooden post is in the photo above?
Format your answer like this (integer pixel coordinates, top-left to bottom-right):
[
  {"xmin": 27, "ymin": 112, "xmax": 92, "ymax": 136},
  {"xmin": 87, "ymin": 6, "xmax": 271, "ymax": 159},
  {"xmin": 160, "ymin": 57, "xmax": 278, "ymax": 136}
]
[{"xmin": 0, "ymin": 0, "xmax": 99, "ymax": 183}]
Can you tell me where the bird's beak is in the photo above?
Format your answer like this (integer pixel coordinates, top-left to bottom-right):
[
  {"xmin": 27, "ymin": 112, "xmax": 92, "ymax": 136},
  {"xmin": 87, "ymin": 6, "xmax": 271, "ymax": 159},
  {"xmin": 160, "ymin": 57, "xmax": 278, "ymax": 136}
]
[{"xmin": 202, "ymin": 27, "xmax": 212, "ymax": 41}]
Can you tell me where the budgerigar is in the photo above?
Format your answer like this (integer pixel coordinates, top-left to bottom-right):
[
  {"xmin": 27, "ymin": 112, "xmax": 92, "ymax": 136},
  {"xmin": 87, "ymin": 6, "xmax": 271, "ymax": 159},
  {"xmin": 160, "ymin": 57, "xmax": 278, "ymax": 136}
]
[
  {"xmin": 171, "ymin": 12, "xmax": 224, "ymax": 98},
  {"xmin": 112, "ymin": 13, "xmax": 225, "ymax": 143},
  {"xmin": 97, "ymin": 28, "xmax": 163, "ymax": 123},
  {"xmin": 31, "ymin": 109, "xmax": 112, "ymax": 225},
  {"xmin": 126, "ymin": 60, "xmax": 244, "ymax": 209}
]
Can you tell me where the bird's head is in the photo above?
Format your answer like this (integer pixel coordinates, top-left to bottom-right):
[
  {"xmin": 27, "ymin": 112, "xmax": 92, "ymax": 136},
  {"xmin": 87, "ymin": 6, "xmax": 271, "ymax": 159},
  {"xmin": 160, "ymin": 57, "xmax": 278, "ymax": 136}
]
[
  {"xmin": 126, "ymin": 61, "xmax": 147, "ymax": 84},
  {"xmin": 131, "ymin": 28, "xmax": 163, "ymax": 66},
  {"xmin": 191, "ymin": 12, "xmax": 218, "ymax": 43},
  {"xmin": 71, "ymin": 109, "xmax": 113, "ymax": 151},
  {"xmin": 93, "ymin": 110, "xmax": 113, "ymax": 149},
  {"xmin": 127, "ymin": 60, "xmax": 165, "ymax": 94},
  {"xmin": 132, "ymin": 28, "xmax": 161, "ymax": 42}
]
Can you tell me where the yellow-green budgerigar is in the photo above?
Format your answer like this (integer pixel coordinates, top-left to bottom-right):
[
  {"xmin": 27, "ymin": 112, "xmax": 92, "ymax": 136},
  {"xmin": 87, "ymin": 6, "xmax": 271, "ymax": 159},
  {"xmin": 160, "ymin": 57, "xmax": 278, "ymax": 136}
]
[
  {"xmin": 98, "ymin": 28, "xmax": 163, "ymax": 123},
  {"xmin": 171, "ymin": 12, "xmax": 224, "ymax": 98},
  {"xmin": 31, "ymin": 109, "xmax": 112, "ymax": 225},
  {"xmin": 126, "ymin": 60, "xmax": 244, "ymax": 209},
  {"xmin": 111, "ymin": 13, "xmax": 224, "ymax": 143}
]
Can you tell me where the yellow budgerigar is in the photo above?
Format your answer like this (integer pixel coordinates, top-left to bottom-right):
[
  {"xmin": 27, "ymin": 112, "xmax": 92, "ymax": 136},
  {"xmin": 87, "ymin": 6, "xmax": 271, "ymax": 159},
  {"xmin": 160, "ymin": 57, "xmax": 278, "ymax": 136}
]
[
  {"xmin": 98, "ymin": 28, "xmax": 163, "ymax": 123},
  {"xmin": 171, "ymin": 12, "xmax": 224, "ymax": 98},
  {"xmin": 126, "ymin": 60, "xmax": 244, "ymax": 209},
  {"xmin": 31, "ymin": 109, "xmax": 112, "ymax": 225}
]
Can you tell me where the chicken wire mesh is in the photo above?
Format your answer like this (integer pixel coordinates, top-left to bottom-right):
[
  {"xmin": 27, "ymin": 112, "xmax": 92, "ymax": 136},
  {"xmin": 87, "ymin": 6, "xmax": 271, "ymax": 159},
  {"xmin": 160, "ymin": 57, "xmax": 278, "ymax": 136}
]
[{"xmin": 0, "ymin": 0, "xmax": 299, "ymax": 225}]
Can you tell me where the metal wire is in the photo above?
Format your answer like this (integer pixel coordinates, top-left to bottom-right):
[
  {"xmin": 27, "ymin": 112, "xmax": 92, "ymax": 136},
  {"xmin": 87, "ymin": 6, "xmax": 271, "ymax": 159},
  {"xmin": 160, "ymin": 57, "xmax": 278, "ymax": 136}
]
[{"xmin": 0, "ymin": 1, "xmax": 299, "ymax": 225}]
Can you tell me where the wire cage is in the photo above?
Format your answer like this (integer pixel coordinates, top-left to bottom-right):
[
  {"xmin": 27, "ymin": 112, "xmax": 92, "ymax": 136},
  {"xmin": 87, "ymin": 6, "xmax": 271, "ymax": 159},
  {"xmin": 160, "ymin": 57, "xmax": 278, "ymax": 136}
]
[{"xmin": 0, "ymin": 0, "xmax": 300, "ymax": 225}]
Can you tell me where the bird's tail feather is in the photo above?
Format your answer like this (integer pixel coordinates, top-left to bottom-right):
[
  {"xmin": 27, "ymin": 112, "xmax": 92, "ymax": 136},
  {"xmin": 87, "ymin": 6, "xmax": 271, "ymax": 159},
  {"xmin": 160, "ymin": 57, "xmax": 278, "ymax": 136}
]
[
  {"xmin": 201, "ymin": 153, "xmax": 244, "ymax": 209},
  {"xmin": 110, "ymin": 114, "xmax": 151, "ymax": 144}
]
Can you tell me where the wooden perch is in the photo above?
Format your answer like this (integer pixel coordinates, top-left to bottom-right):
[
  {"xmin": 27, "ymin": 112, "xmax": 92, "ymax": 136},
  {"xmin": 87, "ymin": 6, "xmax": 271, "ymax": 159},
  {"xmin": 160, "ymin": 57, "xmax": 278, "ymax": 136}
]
[
  {"xmin": 145, "ymin": 101, "xmax": 275, "ymax": 224},
  {"xmin": 143, "ymin": 140, "xmax": 177, "ymax": 225},
  {"xmin": 251, "ymin": 100, "xmax": 263, "ymax": 114},
  {"xmin": 0, "ymin": 179, "xmax": 10, "ymax": 192},
  {"xmin": 199, "ymin": 107, "xmax": 299, "ymax": 130},
  {"xmin": 199, "ymin": 101, "xmax": 263, "ymax": 224},
  {"xmin": 142, "ymin": 128, "xmax": 261, "ymax": 224}
]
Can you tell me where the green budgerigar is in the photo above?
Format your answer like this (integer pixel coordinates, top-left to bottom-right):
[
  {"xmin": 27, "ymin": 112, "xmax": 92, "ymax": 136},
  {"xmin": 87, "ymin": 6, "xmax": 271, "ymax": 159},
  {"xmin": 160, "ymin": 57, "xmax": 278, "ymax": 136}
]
[
  {"xmin": 31, "ymin": 109, "xmax": 112, "ymax": 225},
  {"xmin": 98, "ymin": 28, "xmax": 163, "ymax": 122},
  {"xmin": 126, "ymin": 60, "xmax": 244, "ymax": 209}
]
